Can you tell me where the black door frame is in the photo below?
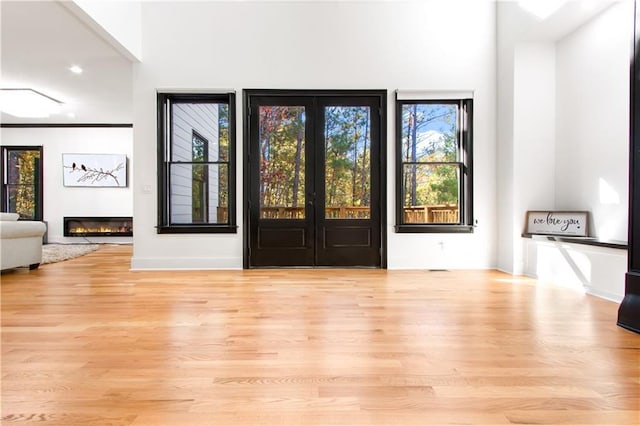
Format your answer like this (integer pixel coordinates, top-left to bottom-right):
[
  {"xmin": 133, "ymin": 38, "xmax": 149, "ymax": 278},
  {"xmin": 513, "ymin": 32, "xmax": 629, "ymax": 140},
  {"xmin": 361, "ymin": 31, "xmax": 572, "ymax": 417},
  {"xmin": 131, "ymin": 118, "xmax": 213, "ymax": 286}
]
[
  {"xmin": 618, "ymin": 0, "xmax": 640, "ymax": 333},
  {"xmin": 243, "ymin": 89, "xmax": 387, "ymax": 269},
  {"xmin": 1, "ymin": 145, "xmax": 44, "ymax": 221}
]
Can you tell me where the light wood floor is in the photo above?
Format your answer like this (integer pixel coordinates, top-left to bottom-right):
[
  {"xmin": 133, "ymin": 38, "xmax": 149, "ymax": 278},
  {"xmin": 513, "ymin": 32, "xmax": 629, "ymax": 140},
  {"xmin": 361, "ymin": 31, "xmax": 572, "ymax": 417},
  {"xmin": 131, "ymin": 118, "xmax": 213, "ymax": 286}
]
[{"xmin": 1, "ymin": 245, "xmax": 638, "ymax": 425}]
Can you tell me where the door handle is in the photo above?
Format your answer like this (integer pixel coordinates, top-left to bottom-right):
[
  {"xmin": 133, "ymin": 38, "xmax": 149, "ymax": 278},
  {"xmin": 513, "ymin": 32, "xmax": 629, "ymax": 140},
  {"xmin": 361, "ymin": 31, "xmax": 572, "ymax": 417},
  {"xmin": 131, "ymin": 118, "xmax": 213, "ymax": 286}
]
[{"xmin": 307, "ymin": 192, "xmax": 316, "ymax": 207}]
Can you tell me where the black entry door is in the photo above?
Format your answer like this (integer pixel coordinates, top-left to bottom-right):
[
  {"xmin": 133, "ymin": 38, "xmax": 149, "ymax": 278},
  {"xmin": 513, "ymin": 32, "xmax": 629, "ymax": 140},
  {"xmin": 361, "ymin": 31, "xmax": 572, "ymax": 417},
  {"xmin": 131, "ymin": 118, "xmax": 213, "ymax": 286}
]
[{"xmin": 246, "ymin": 91, "xmax": 385, "ymax": 267}]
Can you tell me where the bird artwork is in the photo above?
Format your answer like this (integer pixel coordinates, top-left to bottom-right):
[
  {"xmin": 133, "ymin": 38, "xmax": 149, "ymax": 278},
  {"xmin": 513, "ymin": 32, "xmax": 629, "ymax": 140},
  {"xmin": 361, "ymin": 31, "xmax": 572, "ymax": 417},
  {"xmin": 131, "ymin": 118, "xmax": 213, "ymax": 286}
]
[{"xmin": 64, "ymin": 155, "xmax": 125, "ymax": 187}]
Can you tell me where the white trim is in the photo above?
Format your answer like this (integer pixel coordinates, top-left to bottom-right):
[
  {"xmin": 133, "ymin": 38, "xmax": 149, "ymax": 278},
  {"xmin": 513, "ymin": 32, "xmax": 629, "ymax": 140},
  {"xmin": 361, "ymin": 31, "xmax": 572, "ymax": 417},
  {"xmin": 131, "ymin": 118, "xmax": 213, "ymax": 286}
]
[
  {"xmin": 156, "ymin": 89, "xmax": 236, "ymax": 94},
  {"xmin": 395, "ymin": 89, "xmax": 474, "ymax": 100},
  {"xmin": 130, "ymin": 256, "xmax": 242, "ymax": 270},
  {"xmin": 585, "ymin": 287, "xmax": 623, "ymax": 303}
]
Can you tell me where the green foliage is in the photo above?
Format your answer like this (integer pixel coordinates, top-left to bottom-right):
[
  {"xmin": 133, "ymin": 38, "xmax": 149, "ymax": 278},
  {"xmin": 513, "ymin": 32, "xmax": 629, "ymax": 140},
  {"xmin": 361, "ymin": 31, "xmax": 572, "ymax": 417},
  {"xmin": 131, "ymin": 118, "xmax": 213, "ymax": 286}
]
[
  {"xmin": 10, "ymin": 151, "xmax": 39, "ymax": 220},
  {"xmin": 259, "ymin": 106, "xmax": 305, "ymax": 208},
  {"xmin": 218, "ymin": 104, "xmax": 229, "ymax": 209},
  {"xmin": 402, "ymin": 104, "xmax": 459, "ymax": 208},
  {"xmin": 259, "ymin": 106, "xmax": 371, "ymax": 214},
  {"xmin": 325, "ymin": 106, "xmax": 370, "ymax": 208}
]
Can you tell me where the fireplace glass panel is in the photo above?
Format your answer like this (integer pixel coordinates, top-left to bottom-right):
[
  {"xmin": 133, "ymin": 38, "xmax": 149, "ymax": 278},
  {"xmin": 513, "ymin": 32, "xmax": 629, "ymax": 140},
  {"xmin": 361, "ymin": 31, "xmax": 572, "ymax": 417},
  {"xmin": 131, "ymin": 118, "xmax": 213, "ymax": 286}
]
[{"xmin": 64, "ymin": 217, "xmax": 133, "ymax": 237}]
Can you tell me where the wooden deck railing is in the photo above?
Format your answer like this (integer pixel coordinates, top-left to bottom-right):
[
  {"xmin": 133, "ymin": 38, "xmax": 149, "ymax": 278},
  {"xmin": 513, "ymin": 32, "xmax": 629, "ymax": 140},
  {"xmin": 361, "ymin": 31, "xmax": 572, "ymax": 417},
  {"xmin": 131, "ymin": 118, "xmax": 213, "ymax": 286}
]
[
  {"xmin": 325, "ymin": 206, "xmax": 370, "ymax": 219},
  {"xmin": 249, "ymin": 204, "xmax": 458, "ymax": 223},
  {"xmin": 403, "ymin": 204, "xmax": 458, "ymax": 223},
  {"xmin": 259, "ymin": 206, "xmax": 371, "ymax": 219},
  {"xmin": 260, "ymin": 207, "xmax": 305, "ymax": 219}
]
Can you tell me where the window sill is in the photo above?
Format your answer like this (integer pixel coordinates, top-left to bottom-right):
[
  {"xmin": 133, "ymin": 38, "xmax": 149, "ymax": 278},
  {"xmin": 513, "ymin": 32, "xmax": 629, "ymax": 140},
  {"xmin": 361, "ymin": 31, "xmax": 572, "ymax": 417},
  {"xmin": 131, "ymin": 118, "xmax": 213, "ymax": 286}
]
[
  {"xmin": 394, "ymin": 224, "xmax": 474, "ymax": 234},
  {"xmin": 157, "ymin": 225, "xmax": 238, "ymax": 234}
]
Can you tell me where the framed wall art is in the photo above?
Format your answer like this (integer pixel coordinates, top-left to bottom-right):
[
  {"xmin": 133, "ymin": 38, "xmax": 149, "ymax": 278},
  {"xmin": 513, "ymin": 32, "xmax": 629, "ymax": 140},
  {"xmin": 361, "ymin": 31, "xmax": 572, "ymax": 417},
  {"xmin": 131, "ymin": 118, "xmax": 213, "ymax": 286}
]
[
  {"xmin": 524, "ymin": 210, "xmax": 589, "ymax": 237},
  {"xmin": 62, "ymin": 153, "xmax": 127, "ymax": 187}
]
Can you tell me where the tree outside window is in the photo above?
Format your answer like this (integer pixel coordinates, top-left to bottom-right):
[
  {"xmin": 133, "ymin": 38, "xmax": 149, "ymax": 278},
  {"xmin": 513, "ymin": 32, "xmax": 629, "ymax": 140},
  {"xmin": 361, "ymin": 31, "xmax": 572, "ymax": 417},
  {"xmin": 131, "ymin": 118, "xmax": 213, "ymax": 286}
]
[{"xmin": 395, "ymin": 98, "xmax": 473, "ymax": 233}]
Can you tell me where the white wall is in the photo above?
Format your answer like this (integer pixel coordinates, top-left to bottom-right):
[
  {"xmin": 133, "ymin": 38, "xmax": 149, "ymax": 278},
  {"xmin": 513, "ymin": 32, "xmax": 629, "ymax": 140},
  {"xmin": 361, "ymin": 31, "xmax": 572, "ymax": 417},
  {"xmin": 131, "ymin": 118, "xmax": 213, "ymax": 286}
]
[
  {"xmin": 64, "ymin": 0, "xmax": 142, "ymax": 62},
  {"xmin": 556, "ymin": 1, "xmax": 632, "ymax": 242},
  {"xmin": 512, "ymin": 43, "xmax": 557, "ymax": 274},
  {"xmin": 524, "ymin": 238, "xmax": 627, "ymax": 302},
  {"xmin": 132, "ymin": 0, "xmax": 497, "ymax": 270},
  {"xmin": 1, "ymin": 127, "xmax": 134, "ymax": 244},
  {"xmin": 497, "ymin": 1, "xmax": 631, "ymax": 266},
  {"xmin": 497, "ymin": 3, "xmax": 558, "ymax": 275},
  {"xmin": 520, "ymin": 2, "xmax": 633, "ymax": 302},
  {"xmin": 496, "ymin": 3, "xmax": 517, "ymax": 274}
]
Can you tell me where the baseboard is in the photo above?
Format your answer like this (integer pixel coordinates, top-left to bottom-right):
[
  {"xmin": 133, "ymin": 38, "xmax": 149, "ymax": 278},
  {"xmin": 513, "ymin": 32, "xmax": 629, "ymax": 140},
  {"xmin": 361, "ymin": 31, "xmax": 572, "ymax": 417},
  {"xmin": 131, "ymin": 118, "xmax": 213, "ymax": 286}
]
[
  {"xmin": 585, "ymin": 287, "xmax": 624, "ymax": 303},
  {"xmin": 130, "ymin": 256, "xmax": 242, "ymax": 270}
]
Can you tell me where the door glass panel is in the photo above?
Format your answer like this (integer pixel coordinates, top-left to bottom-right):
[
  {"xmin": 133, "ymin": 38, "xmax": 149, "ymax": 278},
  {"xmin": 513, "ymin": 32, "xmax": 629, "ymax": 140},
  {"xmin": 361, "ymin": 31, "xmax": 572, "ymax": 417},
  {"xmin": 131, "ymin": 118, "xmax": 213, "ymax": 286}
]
[
  {"xmin": 324, "ymin": 106, "xmax": 370, "ymax": 219},
  {"xmin": 259, "ymin": 106, "xmax": 306, "ymax": 219},
  {"xmin": 5, "ymin": 150, "xmax": 40, "ymax": 220},
  {"xmin": 402, "ymin": 164, "xmax": 460, "ymax": 224}
]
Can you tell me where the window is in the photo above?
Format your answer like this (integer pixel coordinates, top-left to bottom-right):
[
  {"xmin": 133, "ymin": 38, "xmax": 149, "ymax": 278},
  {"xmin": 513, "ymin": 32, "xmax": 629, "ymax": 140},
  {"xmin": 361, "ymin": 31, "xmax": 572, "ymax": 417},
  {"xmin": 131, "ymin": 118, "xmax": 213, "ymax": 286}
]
[
  {"xmin": 395, "ymin": 95, "xmax": 473, "ymax": 233},
  {"xmin": 157, "ymin": 93, "xmax": 236, "ymax": 233},
  {"xmin": 1, "ymin": 146, "xmax": 43, "ymax": 221}
]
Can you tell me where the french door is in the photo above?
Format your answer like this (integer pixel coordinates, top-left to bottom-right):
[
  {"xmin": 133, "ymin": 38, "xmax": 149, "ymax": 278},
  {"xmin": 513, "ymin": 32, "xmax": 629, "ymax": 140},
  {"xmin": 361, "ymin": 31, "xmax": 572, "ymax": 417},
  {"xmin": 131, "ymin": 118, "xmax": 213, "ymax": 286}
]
[
  {"xmin": 245, "ymin": 91, "xmax": 385, "ymax": 267},
  {"xmin": 1, "ymin": 146, "xmax": 43, "ymax": 221}
]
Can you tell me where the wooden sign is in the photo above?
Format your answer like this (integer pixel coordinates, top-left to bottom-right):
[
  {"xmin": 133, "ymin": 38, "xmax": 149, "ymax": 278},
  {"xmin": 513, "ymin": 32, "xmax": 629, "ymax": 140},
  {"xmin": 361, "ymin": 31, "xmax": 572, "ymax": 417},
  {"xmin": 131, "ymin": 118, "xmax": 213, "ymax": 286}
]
[{"xmin": 525, "ymin": 211, "xmax": 589, "ymax": 237}]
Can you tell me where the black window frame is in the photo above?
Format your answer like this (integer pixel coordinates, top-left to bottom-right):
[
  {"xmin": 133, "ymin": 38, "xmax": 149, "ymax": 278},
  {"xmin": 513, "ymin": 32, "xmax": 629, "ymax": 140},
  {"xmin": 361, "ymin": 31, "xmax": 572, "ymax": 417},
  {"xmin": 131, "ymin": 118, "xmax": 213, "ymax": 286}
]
[
  {"xmin": 1, "ymin": 145, "xmax": 44, "ymax": 222},
  {"xmin": 394, "ymin": 96, "xmax": 473, "ymax": 233},
  {"xmin": 157, "ymin": 92, "xmax": 237, "ymax": 234}
]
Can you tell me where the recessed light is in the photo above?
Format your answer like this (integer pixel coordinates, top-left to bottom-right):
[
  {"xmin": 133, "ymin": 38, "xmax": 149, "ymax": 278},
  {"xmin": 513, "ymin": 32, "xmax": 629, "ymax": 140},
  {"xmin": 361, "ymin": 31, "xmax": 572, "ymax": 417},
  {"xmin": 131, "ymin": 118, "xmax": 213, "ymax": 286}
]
[
  {"xmin": 0, "ymin": 88, "xmax": 63, "ymax": 118},
  {"xmin": 69, "ymin": 65, "xmax": 83, "ymax": 74},
  {"xmin": 66, "ymin": 112, "xmax": 76, "ymax": 118},
  {"xmin": 519, "ymin": 0, "xmax": 567, "ymax": 20}
]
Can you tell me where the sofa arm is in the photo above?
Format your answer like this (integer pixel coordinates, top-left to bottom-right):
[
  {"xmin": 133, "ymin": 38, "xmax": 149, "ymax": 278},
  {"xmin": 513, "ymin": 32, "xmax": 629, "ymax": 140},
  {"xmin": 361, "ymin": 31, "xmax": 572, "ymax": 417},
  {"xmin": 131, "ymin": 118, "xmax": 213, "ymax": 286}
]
[
  {"xmin": 0, "ymin": 221, "xmax": 47, "ymax": 239},
  {"xmin": 0, "ymin": 212, "xmax": 20, "ymax": 221}
]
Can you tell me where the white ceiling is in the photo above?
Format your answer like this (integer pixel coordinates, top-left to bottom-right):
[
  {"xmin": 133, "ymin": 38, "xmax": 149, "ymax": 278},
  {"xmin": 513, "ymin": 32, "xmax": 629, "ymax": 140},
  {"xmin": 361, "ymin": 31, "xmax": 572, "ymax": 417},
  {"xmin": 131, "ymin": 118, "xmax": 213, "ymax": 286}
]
[
  {"xmin": 0, "ymin": 1, "xmax": 624, "ymax": 125},
  {"xmin": 0, "ymin": 1, "xmax": 133, "ymax": 124},
  {"xmin": 499, "ymin": 0, "xmax": 623, "ymax": 43}
]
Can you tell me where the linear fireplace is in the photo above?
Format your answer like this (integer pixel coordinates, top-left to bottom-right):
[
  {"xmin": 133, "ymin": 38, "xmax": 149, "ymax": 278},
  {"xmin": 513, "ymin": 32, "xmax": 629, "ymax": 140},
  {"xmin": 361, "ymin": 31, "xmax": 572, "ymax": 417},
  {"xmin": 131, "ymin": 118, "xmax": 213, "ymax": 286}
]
[{"xmin": 64, "ymin": 217, "xmax": 133, "ymax": 237}]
